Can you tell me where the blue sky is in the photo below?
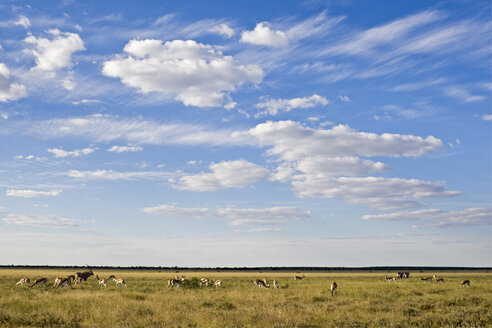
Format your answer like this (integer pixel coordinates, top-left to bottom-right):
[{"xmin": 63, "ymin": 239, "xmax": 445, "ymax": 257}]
[{"xmin": 0, "ymin": 0, "xmax": 490, "ymax": 267}]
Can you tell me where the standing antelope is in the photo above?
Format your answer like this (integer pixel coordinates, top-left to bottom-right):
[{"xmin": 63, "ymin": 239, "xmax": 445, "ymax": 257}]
[
  {"xmin": 30, "ymin": 278, "xmax": 48, "ymax": 288},
  {"xmin": 75, "ymin": 269, "xmax": 94, "ymax": 281},
  {"xmin": 330, "ymin": 282, "xmax": 338, "ymax": 297},
  {"xmin": 111, "ymin": 276, "xmax": 127, "ymax": 287},
  {"xmin": 273, "ymin": 280, "xmax": 279, "ymax": 289},
  {"xmin": 73, "ymin": 276, "xmax": 83, "ymax": 285},
  {"xmin": 215, "ymin": 280, "xmax": 223, "ymax": 288},
  {"xmin": 460, "ymin": 280, "xmax": 471, "ymax": 287},
  {"xmin": 16, "ymin": 277, "xmax": 30, "ymax": 286},
  {"xmin": 55, "ymin": 277, "xmax": 73, "ymax": 289},
  {"xmin": 200, "ymin": 278, "xmax": 212, "ymax": 286},
  {"xmin": 95, "ymin": 275, "xmax": 109, "ymax": 287},
  {"xmin": 385, "ymin": 275, "xmax": 396, "ymax": 283},
  {"xmin": 168, "ymin": 278, "xmax": 181, "ymax": 288},
  {"xmin": 294, "ymin": 274, "xmax": 305, "ymax": 281},
  {"xmin": 254, "ymin": 279, "xmax": 269, "ymax": 288},
  {"xmin": 419, "ymin": 276, "xmax": 433, "ymax": 282}
]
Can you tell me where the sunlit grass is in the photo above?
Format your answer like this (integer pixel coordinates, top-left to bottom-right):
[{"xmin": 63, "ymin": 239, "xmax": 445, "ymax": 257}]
[{"xmin": 1, "ymin": 269, "xmax": 491, "ymax": 327}]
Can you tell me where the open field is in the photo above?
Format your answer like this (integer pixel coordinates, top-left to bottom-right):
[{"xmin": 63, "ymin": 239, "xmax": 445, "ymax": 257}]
[{"xmin": 0, "ymin": 269, "xmax": 491, "ymax": 327}]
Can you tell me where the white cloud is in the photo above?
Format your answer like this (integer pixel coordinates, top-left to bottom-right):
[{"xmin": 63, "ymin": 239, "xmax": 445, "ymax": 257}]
[
  {"xmin": 444, "ymin": 87, "xmax": 485, "ymax": 103},
  {"xmin": 210, "ymin": 23, "xmax": 235, "ymax": 38},
  {"xmin": 255, "ymin": 94, "xmax": 328, "ymax": 117},
  {"xmin": 338, "ymin": 95, "xmax": 350, "ymax": 102},
  {"xmin": 241, "ymin": 22, "xmax": 289, "ymax": 47},
  {"xmin": 66, "ymin": 169, "xmax": 171, "ymax": 181},
  {"xmin": 14, "ymin": 15, "xmax": 31, "ymax": 28},
  {"xmin": 102, "ymin": 39, "xmax": 263, "ymax": 108},
  {"xmin": 362, "ymin": 207, "xmax": 491, "ymax": 227},
  {"xmin": 241, "ymin": 120, "xmax": 443, "ymax": 161},
  {"xmin": 107, "ymin": 145, "xmax": 143, "ymax": 153},
  {"xmin": 295, "ymin": 156, "xmax": 389, "ymax": 177},
  {"xmin": 71, "ymin": 99, "xmax": 102, "ymax": 105},
  {"xmin": 6, "ymin": 189, "xmax": 62, "ymax": 198},
  {"xmin": 293, "ymin": 176, "xmax": 460, "ymax": 210},
  {"xmin": 62, "ymin": 78, "xmax": 75, "ymax": 90},
  {"xmin": 24, "ymin": 29, "xmax": 85, "ymax": 71},
  {"xmin": 482, "ymin": 114, "xmax": 492, "ymax": 121},
  {"xmin": 391, "ymin": 78, "xmax": 447, "ymax": 91},
  {"xmin": 187, "ymin": 160, "xmax": 202, "ymax": 165},
  {"xmin": 47, "ymin": 147, "xmax": 96, "ymax": 158},
  {"xmin": 0, "ymin": 63, "xmax": 28, "ymax": 102},
  {"xmin": 2, "ymin": 213, "xmax": 77, "ymax": 228},
  {"xmin": 175, "ymin": 159, "xmax": 269, "ymax": 191},
  {"xmin": 142, "ymin": 204, "xmax": 310, "ymax": 228}
]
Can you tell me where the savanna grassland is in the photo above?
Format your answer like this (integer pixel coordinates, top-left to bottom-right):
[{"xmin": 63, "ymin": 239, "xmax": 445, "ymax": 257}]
[{"xmin": 0, "ymin": 269, "xmax": 491, "ymax": 327}]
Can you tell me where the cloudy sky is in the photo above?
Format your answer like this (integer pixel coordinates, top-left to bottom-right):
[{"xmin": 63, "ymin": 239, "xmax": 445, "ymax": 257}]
[{"xmin": 0, "ymin": 0, "xmax": 490, "ymax": 267}]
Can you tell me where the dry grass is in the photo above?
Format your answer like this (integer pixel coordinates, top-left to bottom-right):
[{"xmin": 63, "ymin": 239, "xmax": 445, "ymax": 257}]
[{"xmin": 0, "ymin": 269, "xmax": 491, "ymax": 327}]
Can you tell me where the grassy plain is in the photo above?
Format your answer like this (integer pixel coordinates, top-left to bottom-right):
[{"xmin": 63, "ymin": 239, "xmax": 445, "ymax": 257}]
[{"xmin": 0, "ymin": 269, "xmax": 491, "ymax": 327}]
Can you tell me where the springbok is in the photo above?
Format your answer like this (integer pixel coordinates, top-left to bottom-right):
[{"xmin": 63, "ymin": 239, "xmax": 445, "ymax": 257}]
[
  {"xmin": 294, "ymin": 274, "xmax": 305, "ymax": 281},
  {"xmin": 95, "ymin": 275, "xmax": 109, "ymax": 287},
  {"xmin": 111, "ymin": 276, "xmax": 127, "ymax": 287},
  {"xmin": 16, "ymin": 277, "xmax": 30, "ymax": 286},
  {"xmin": 168, "ymin": 278, "xmax": 181, "ymax": 288},
  {"xmin": 30, "ymin": 278, "xmax": 48, "ymax": 288},
  {"xmin": 330, "ymin": 282, "xmax": 338, "ymax": 296},
  {"xmin": 385, "ymin": 275, "xmax": 396, "ymax": 283},
  {"xmin": 54, "ymin": 277, "xmax": 64, "ymax": 287},
  {"xmin": 460, "ymin": 280, "xmax": 471, "ymax": 287},
  {"xmin": 273, "ymin": 280, "xmax": 279, "ymax": 289},
  {"xmin": 435, "ymin": 278, "xmax": 445, "ymax": 283},
  {"xmin": 254, "ymin": 279, "xmax": 269, "ymax": 288},
  {"xmin": 215, "ymin": 280, "xmax": 223, "ymax": 288},
  {"xmin": 200, "ymin": 278, "xmax": 212, "ymax": 286},
  {"xmin": 419, "ymin": 276, "xmax": 433, "ymax": 282},
  {"xmin": 55, "ymin": 276, "xmax": 73, "ymax": 289},
  {"xmin": 397, "ymin": 272, "xmax": 410, "ymax": 279},
  {"xmin": 73, "ymin": 276, "xmax": 83, "ymax": 285}
]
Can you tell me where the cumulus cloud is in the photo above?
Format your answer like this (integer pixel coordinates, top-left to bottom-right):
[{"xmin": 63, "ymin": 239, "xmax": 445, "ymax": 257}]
[
  {"xmin": 66, "ymin": 169, "xmax": 171, "ymax": 181},
  {"xmin": 255, "ymin": 94, "xmax": 328, "ymax": 117},
  {"xmin": 6, "ymin": 189, "xmax": 62, "ymax": 198},
  {"xmin": 2, "ymin": 213, "xmax": 77, "ymax": 228},
  {"xmin": 47, "ymin": 147, "xmax": 96, "ymax": 158},
  {"xmin": 14, "ymin": 15, "xmax": 31, "ymax": 28},
  {"xmin": 174, "ymin": 159, "xmax": 269, "ymax": 191},
  {"xmin": 0, "ymin": 63, "xmax": 28, "ymax": 102},
  {"xmin": 482, "ymin": 114, "xmax": 492, "ymax": 121},
  {"xmin": 24, "ymin": 29, "xmax": 85, "ymax": 71},
  {"xmin": 295, "ymin": 156, "xmax": 389, "ymax": 177},
  {"xmin": 142, "ymin": 204, "xmax": 310, "ymax": 228},
  {"xmin": 338, "ymin": 95, "xmax": 350, "ymax": 102},
  {"xmin": 107, "ymin": 145, "xmax": 143, "ymax": 153},
  {"xmin": 241, "ymin": 22, "xmax": 289, "ymax": 47},
  {"xmin": 362, "ymin": 207, "xmax": 491, "ymax": 227},
  {"xmin": 293, "ymin": 176, "xmax": 460, "ymax": 210},
  {"xmin": 210, "ymin": 23, "xmax": 235, "ymax": 38},
  {"xmin": 102, "ymin": 39, "xmax": 263, "ymax": 108}
]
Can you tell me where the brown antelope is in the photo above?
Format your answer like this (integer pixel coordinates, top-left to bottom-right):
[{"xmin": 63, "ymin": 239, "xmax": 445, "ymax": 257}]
[
  {"xmin": 460, "ymin": 280, "xmax": 471, "ymax": 287},
  {"xmin": 254, "ymin": 279, "xmax": 269, "ymax": 288},
  {"xmin": 435, "ymin": 278, "xmax": 445, "ymax": 283},
  {"xmin": 75, "ymin": 269, "xmax": 94, "ymax": 281},
  {"xmin": 168, "ymin": 278, "xmax": 181, "ymax": 288},
  {"xmin": 95, "ymin": 275, "xmax": 110, "ymax": 287},
  {"xmin": 200, "ymin": 278, "xmax": 212, "ymax": 286},
  {"xmin": 16, "ymin": 277, "xmax": 30, "ymax": 286},
  {"xmin": 30, "ymin": 278, "xmax": 48, "ymax": 288},
  {"xmin": 330, "ymin": 282, "xmax": 338, "ymax": 296},
  {"xmin": 215, "ymin": 280, "xmax": 223, "ymax": 288},
  {"xmin": 273, "ymin": 280, "xmax": 279, "ymax": 289},
  {"xmin": 54, "ymin": 277, "xmax": 64, "ymax": 287},
  {"xmin": 294, "ymin": 274, "xmax": 305, "ymax": 281},
  {"xmin": 385, "ymin": 275, "xmax": 396, "ymax": 283},
  {"xmin": 419, "ymin": 276, "xmax": 433, "ymax": 282},
  {"xmin": 111, "ymin": 276, "xmax": 127, "ymax": 287},
  {"xmin": 55, "ymin": 276, "xmax": 73, "ymax": 289},
  {"xmin": 397, "ymin": 272, "xmax": 410, "ymax": 279},
  {"xmin": 73, "ymin": 276, "xmax": 83, "ymax": 285}
]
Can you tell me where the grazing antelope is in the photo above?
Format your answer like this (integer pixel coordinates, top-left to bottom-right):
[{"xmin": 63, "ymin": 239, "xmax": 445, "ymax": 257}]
[
  {"xmin": 55, "ymin": 277, "xmax": 73, "ymax": 289},
  {"xmin": 294, "ymin": 274, "xmax": 305, "ymax": 281},
  {"xmin": 95, "ymin": 275, "xmax": 110, "ymax": 287},
  {"xmin": 435, "ymin": 278, "xmax": 445, "ymax": 283},
  {"xmin": 16, "ymin": 277, "xmax": 30, "ymax": 286},
  {"xmin": 330, "ymin": 282, "xmax": 338, "ymax": 297},
  {"xmin": 75, "ymin": 269, "xmax": 94, "ymax": 281},
  {"xmin": 254, "ymin": 279, "xmax": 269, "ymax": 288},
  {"xmin": 419, "ymin": 276, "xmax": 433, "ymax": 282},
  {"xmin": 111, "ymin": 276, "xmax": 127, "ymax": 287},
  {"xmin": 168, "ymin": 278, "xmax": 181, "ymax": 288},
  {"xmin": 385, "ymin": 275, "xmax": 396, "ymax": 283},
  {"xmin": 200, "ymin": 278, "xmax": 212, "ymax": 286},
  {"xmin": 273, "ymin": 280, "xmax": 279, "ymax": 289},
  {"xmin": 30, "ymin": 278, "xmax": 48, "ymax": 288},
  {"xmin": 460, "ymin": 280, "xmax": 471, "ymax": 287},
  {"xmin": 215, "ymin": 280, "xmax": 223, "ymax": 288}
]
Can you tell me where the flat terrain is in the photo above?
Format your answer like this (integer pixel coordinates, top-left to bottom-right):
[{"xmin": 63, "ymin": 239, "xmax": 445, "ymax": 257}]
[{"xmin": 0, "ymin": 269, "xmax": 490, "ymax": 327}]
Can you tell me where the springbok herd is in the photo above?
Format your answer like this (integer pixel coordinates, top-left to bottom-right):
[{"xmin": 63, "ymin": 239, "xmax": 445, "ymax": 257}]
[{"xmin": 15, "ymin": 270, "xmax": 472, "ymax": 293}]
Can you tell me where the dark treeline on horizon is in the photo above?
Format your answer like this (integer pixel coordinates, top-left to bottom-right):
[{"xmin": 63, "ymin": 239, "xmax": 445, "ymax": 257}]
[{"xmin": 0, "ymin": 265, "xmax": 490, "ymax": 272}]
